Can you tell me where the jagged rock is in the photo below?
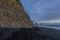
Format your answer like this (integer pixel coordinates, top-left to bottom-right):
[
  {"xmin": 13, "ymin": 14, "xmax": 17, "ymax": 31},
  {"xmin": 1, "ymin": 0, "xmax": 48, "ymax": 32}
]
[{"xmin": 0, "ymin": 0, "xmax": 33, "ymax": 28}]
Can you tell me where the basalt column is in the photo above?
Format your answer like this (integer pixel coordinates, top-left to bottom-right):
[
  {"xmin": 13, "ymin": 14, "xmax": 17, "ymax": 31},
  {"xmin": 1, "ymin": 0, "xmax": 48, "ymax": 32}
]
[{"xmin": 0, "ymin": 0, "xmax": 33, "ymax": 28}]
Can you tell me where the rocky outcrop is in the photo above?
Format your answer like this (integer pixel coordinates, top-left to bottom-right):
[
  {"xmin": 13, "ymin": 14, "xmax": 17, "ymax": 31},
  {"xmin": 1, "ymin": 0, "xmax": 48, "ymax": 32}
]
[{"xmin": 0, "ymin": 0, "xmax": 33, "ymax": 28}]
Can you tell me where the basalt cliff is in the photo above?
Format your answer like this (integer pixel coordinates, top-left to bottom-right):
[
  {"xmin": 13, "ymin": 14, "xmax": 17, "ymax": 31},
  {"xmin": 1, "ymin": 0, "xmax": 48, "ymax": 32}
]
[{"xmin": 0, "ymin": 0, "xmax": 33, "ymax": 28}]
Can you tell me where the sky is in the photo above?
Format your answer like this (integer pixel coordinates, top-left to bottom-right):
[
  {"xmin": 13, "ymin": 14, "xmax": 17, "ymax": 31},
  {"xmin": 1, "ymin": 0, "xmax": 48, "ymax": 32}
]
[{"xmin": 20, "ymin": 0, "xmax": 60, "ymax": 23}]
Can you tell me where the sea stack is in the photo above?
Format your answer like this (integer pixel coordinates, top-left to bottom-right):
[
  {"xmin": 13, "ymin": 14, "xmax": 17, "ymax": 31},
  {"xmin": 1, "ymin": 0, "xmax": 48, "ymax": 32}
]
[{"xmin": 0, "ymin": 0, "xmax": 33, "ymax": 28}]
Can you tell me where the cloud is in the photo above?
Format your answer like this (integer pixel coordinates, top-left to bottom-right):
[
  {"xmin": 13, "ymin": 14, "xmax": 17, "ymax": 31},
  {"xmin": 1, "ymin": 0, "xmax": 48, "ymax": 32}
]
[
  {"xmin": 20, "ymin": 0, "xmax": 60, "ymax": 22},
  {"xmin": 29, "ymin": 0, "xmax": 60, "ymax": 21}
]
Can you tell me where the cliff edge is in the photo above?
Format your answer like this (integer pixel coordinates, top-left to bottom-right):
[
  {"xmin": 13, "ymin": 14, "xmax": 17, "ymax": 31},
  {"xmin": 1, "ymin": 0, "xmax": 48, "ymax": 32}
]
[{"xmin": 0, "ymin": 0, "xmax": 33, "ymax": 28}]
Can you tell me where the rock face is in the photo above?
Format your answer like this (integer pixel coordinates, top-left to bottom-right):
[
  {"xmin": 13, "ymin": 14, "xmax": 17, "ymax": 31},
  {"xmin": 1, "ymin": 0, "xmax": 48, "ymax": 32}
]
[{"xmin": 0, "ymin": 0, "xmax": 33, "ymax": 28}]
